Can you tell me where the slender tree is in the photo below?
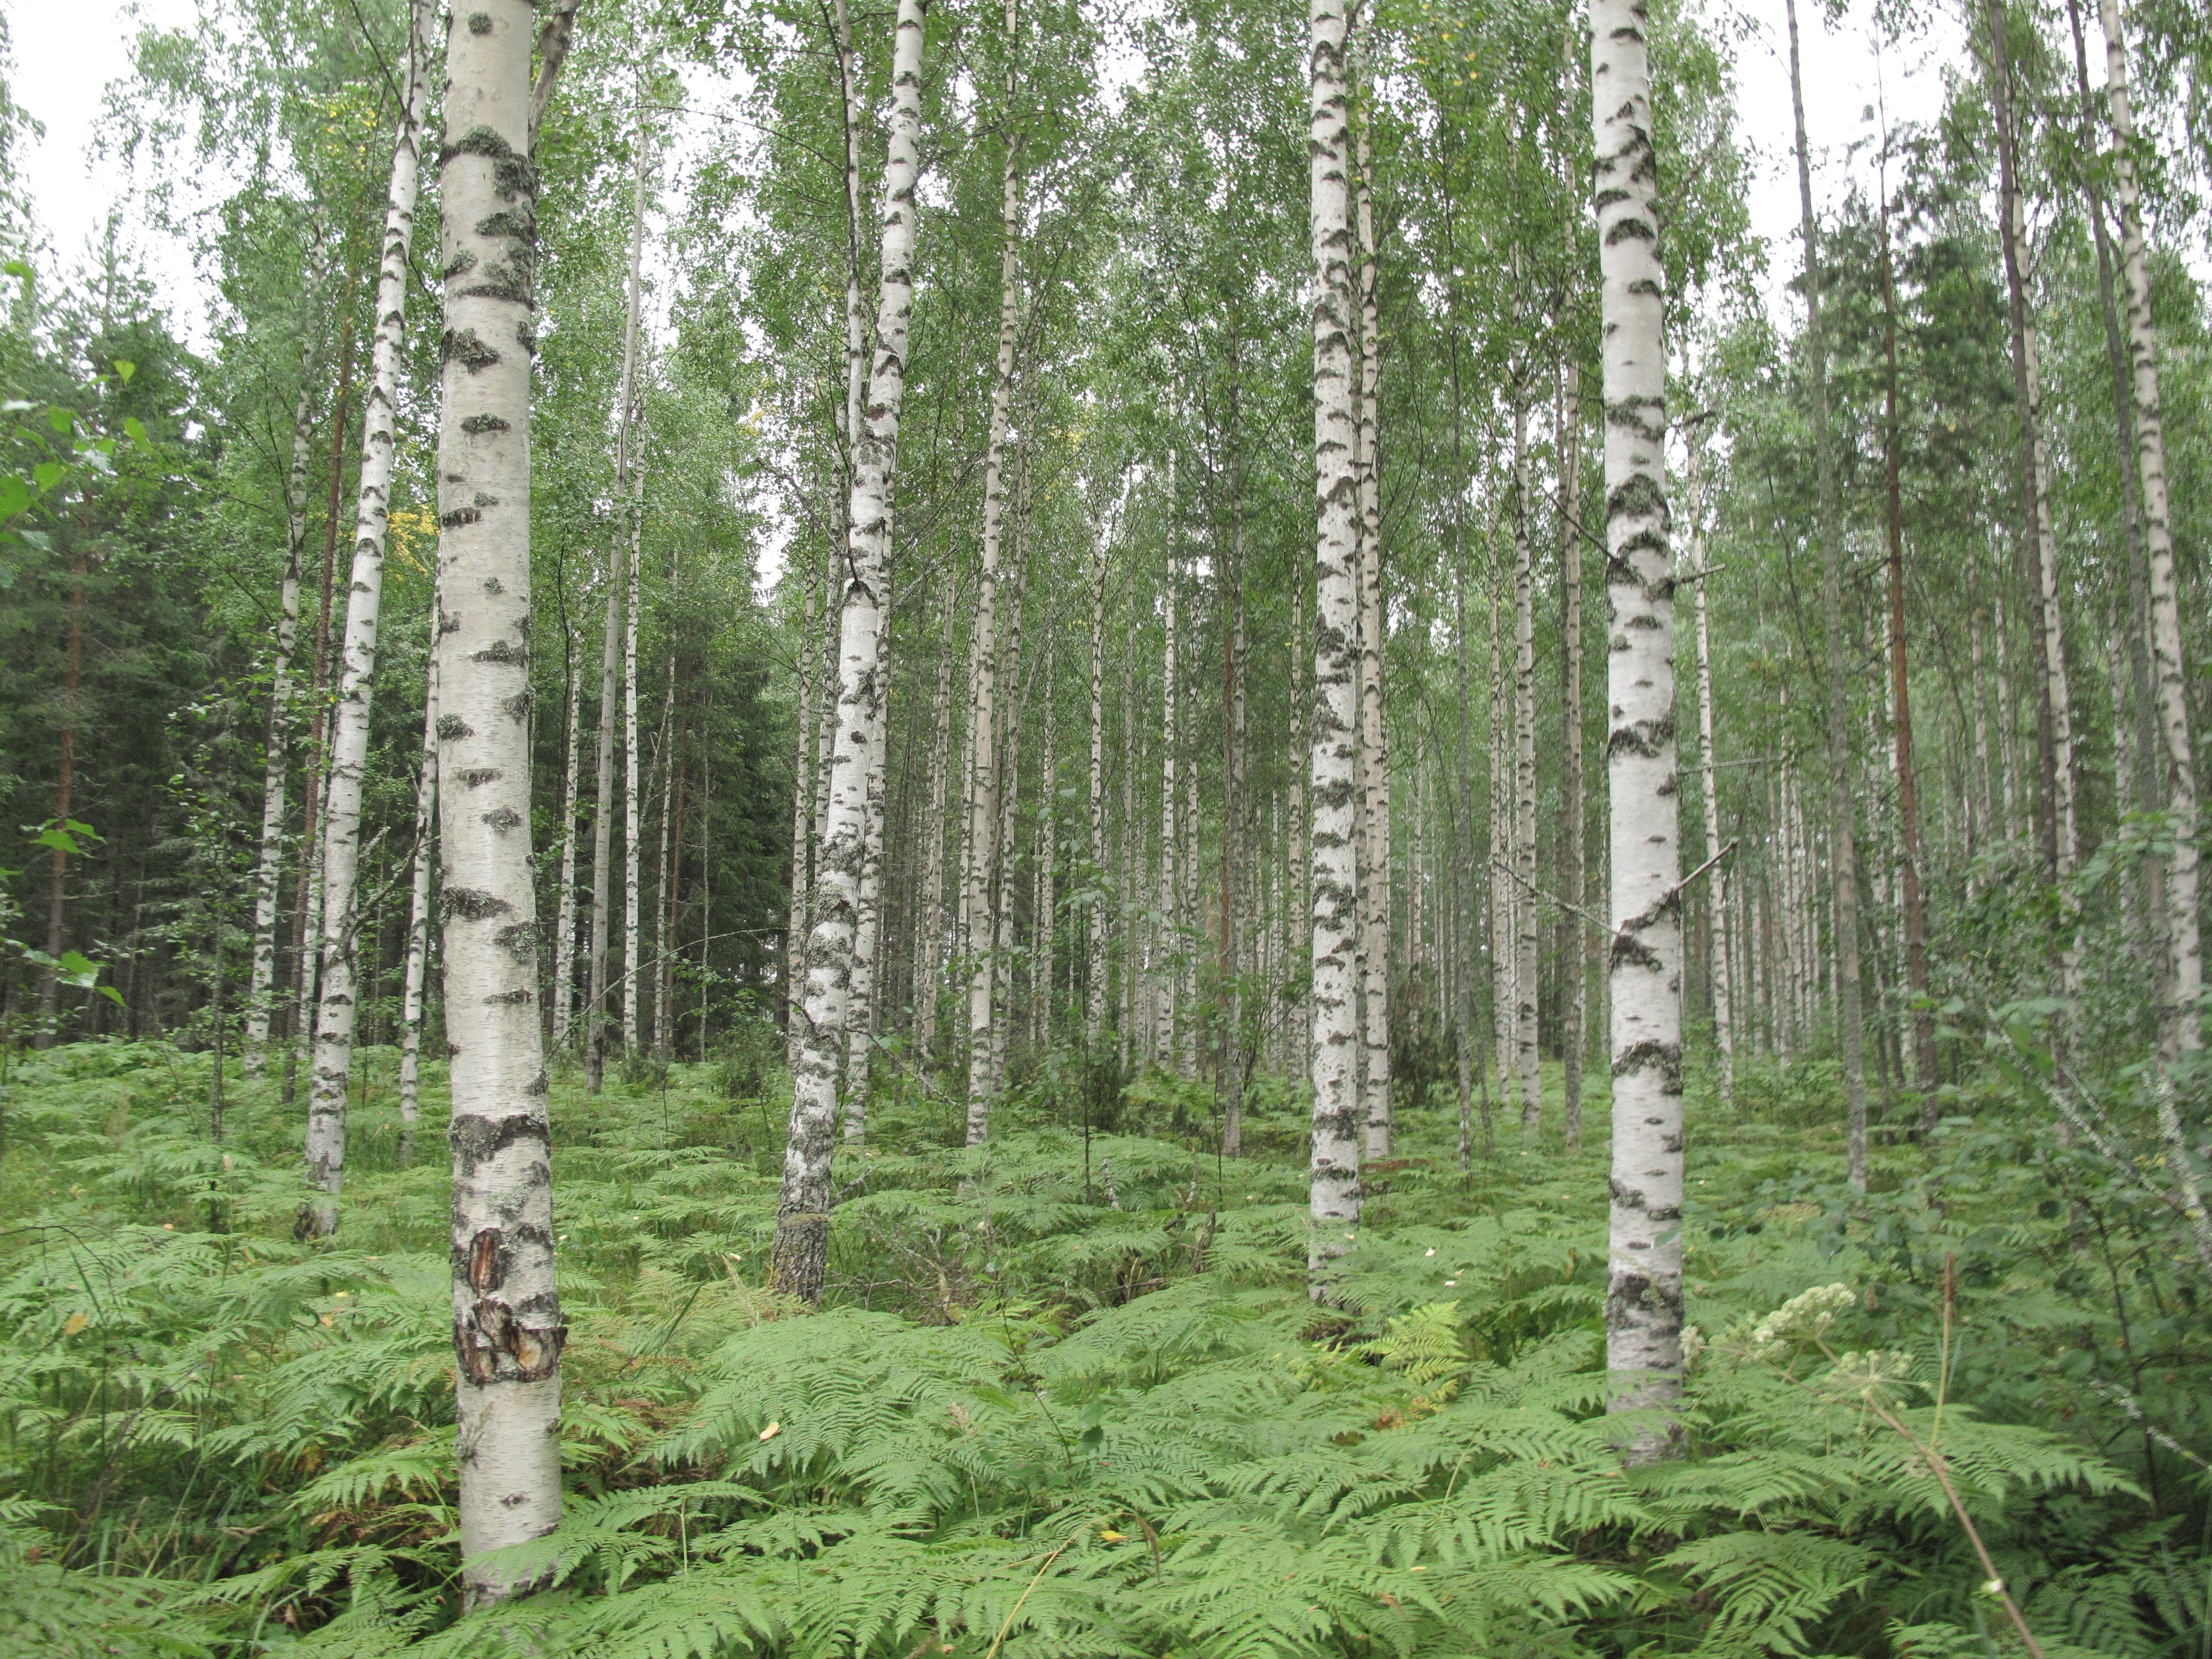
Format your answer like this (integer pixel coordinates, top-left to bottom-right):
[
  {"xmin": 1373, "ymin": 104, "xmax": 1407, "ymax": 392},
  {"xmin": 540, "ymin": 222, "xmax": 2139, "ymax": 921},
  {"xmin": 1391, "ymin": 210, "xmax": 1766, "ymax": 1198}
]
[
  {"xmin": 433, "ymin": 0, "xmax": 567, "ymax": 1603},
  {"xmin": 772, "ymin": 0, "xmax": 929, "ymax": 1304},
  {"xmin": 1592, "ymin": 0, "xmax": 1683, "ymax": 1455},
  {"xmin": 302, "ymin": 0, "xmax": 432, "ymax": 1237},
  {"xmin": 1306, "ymin": 0, "xmax": 1362, "ymax": 1297}
]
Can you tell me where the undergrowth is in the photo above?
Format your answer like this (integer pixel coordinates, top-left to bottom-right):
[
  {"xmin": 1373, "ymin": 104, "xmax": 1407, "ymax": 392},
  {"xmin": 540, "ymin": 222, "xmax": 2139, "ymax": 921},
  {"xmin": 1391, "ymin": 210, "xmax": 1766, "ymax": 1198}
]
[{"xmin": 0, "ymin": 1037, "xmax": 2205, "ymax": 1657}]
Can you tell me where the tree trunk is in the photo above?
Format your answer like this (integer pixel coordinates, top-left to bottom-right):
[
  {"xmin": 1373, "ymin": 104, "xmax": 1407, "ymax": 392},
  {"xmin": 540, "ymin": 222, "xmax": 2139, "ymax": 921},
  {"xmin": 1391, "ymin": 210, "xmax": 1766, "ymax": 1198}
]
[
  {"xmin": 1087, "ymin": 502, "xmax": 1109, "ymax": 1041},
  {"xmin": 845, "ymin": 558, "xmax": 895, "ymax": 1137},
  {"xmin": 1160, "ymin": 464, "xmax": 1181, "ymax": 1079},
  {"xmin": 652, "ymin": 651, "xmax": 678, "ymax": 1065},
  {"xmin": 771, "ymin": 0, "xmax": 928, "ymax": 1304},
  {"xmin": 303, "ymin": 0, "xmax": 432, "ymax": 1238},
  {"xmin": 616, "ymin": 98, "xmax": 651, "ymax": 1071},
  {"xmin": 1220, "ymin": 340, "xmax": 1247, "ymax": 1158},
  {"xmin": 1353, "ymin": 66, "xmax": 1391, "ymax": 1165},
  {"xmin": 965, "ymin": 77, "xmax": 1022, "ymax": 1144},
  {"xmin": 1512, "ymin": 392, "xmax": 1540, "ymax": 1141},
  {"xmin": 1786, "ymin": 0, "xmax": 1871, "ymax": 1193},
  {"xmin": 585, "ymin": 581, "xmax": 620, "ymax": 1094},
  {"xmin": 2100, "ymin": 0, "xmax": 2200, "ymax": 1056},
  {"xmin": 1985, "ymin": 0, "xmax": 2077, "ymax": 896},
  {"xmin": 285, "ymin": 269, "xmax": 361, "ymax": 1104},
  {"xmin": 1558, "ymin": 361, "xmax": 1586, "ymax": 1147},
  {"xmin": 916, "ymin": 575, "xmax": 956, "ymax": 1069},
  {"xmin": 1306, "ymin": 0, "xmax": 1362, "ymax": 1297},
  {"xmin": 398, "ymin": 596, "xmax": 437, "ymax": 1164},
  {"xmin": 1876, "ymin": 184, "xmax": 1937, "ymax": 1110},
  {"xmin": 550, "ymin": 649, "xmax": 582, "ymax": 1052},
  {"xmin": 246, "ymin": 369, "xmax": 316, "ymax": 1072},
  {"xmin": 434, "ymin": 0, "xmax": 565, "ymax": 1602},
  {"xmin": 1593, "ymin": 0, "xmax": 1684, "ymax": 1452},
  {"xmin": 784, "ymin": 507, "xmax": 821, "ymax": 1046},
  {"xmin": 1686, "ymin": 437, "xmax": 1732, "ymax": 1108},
  {"xmin": 37, "ymin": 544, "xmax": 88, "ymax": 1047}
]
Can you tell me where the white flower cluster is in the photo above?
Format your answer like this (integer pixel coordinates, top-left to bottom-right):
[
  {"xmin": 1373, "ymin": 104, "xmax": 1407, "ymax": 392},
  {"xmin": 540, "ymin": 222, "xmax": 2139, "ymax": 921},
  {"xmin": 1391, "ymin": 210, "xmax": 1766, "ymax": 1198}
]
[{"xmin": 1733, "ymin": 1282, "xmax": 1857, "ymax": 1363}]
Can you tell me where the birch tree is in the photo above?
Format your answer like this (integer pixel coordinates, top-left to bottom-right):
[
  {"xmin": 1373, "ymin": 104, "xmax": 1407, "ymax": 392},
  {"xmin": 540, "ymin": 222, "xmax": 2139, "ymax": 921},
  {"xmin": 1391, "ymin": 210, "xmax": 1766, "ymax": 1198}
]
[
  {"xmin": 1591, "ymin": 0, "xmax": 1683, "ymax": 1454},
  {"xmin": 967, "ymin": 9, "xmax": 1022, "ymax": 1143},
  {"xmin": 771, "ymin": 0, "xmax": 929, "ymax": 1305},
  {"xmin": 301, "ymin": 0, "xmax": 431, "ymax": 1238},
  {"xmin": 2100, "ymin": 0, "xmax": 2200, "ymax": 1057},
  {"xmin": 1783, "ymin": 0, "xmax": 1870, "ymax": 1193},
  {"xmin": 433, "ymin": 0, "xmax": 566, "ymax": 1603},
  {"xmin": 244, "ymin": 367, "xmax": 315, "ymax": 1073},
  {"xmin": 397, "ymin": 596, "xmax": 438, "ymax": 1161},
  {"xmin": 1306, "ymin": 0, "xmax": 1362, "ymax": 1298}
]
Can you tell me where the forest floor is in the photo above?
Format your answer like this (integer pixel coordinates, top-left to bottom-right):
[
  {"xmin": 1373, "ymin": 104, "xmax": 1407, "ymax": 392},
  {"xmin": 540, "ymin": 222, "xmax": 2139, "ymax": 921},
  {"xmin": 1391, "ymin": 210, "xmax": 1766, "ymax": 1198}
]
[{"xmin": 0, "ymin": 1034, "xmax": 2195, "ymax": 1657}]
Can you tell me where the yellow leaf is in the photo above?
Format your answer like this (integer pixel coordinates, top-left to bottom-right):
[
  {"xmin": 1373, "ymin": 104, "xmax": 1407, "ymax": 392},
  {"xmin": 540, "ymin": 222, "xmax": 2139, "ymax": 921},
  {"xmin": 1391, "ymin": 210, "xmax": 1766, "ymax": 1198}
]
[
  {"xmin": 759, "ymin": 1421, "xmax": 781, "ymax": 1441},
  {"xmin": 1100, "ymin": 1529, "xmax": 1129, "ymax": 1542},
  {"xmin": 63, "ymin": 1312, "xmax": 88, "ymax": 1336}
]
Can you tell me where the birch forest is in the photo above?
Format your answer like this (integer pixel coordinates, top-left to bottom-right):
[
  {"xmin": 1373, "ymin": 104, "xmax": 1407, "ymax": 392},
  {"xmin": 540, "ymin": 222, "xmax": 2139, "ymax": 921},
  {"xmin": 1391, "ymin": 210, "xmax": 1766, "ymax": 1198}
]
[{"xmin": 3, "ymin": 0, "xmax": 2212, "ymax": 1648}]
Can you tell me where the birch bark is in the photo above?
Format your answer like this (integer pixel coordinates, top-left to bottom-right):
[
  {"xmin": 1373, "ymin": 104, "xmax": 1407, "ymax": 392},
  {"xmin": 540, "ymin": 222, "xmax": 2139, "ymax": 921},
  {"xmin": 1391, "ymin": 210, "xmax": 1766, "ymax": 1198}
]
[
  {"xmin": 2100, "ymin": 0, "xmax": 2200, "ymax": 1056},
  {"xmin": 915, "ymin": 576, "xmax": 956, "ymax": 1067},
  {"xmin": 434, "ymin": 0, "xmax": 564, "ymax": 1602},
  {"xmin": 1593, "ymin": 0, "xmax": 1684, "ymax": 1453},
  {"xmin": 1307, "ymin": 0, "xmax": 1362, "ymax": 1296},
  {"xmin": 1559, "ymin": 362, "xmax": 1586, "ymax": 1145},
  {"xmin": 1354, "ymin": 93, "xmax": 1392, "ymax": 1167},
  {"xmin": 845, "ymin": 559, "xmax": 893, "ymax": 1137},
  {"xmin": 784, "ymin": 517, "xmax": 820, "ymax": 1043},
  {"xmin": 615, "ymin": 104, "xmax": 650, "ymax": 1070},
  {"xmin": 550, "ymin": 651, "xmax": 581, "ymax": 1051},
  {"xmin": 966, "ymin": 74, "xmax": 1022, "ymax": 1142},
  {"xmin": 302, "ymin": 0, "xmax": 431, "ymax": 1237},
  {"xmin": 585, "ymin": 583, "xmax": 619, "ymax": 1094},
  {"xmin": 245, "ymin": 370, "xmax": 316, "ymax": 1071},
  {"xmin": 1686, "ymin": 438, "xmax": 1731, "ymax": 1107},
  {"xmin": 1086, "ymin": 502, "xmax": 1109, "ymax": 1041},
  {"xmin": 398, "ymin": 595, "xmax": 438, "ymax": 1160},
  {"xmin": 772, "ymin": 0, "xmax": 927, "ymax": 1303},
  {"xmin": 1512, "ymin": 393, "xmax": 1540, "ymax": 1140}
]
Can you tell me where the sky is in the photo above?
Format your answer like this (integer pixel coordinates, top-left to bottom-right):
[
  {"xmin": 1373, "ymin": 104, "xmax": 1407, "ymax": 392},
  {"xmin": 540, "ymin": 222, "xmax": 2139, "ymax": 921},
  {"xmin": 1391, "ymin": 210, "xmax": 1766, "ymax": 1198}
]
[{"xmin": 11, "ymin": 0, "xmax": 1957, "ymax": 357}]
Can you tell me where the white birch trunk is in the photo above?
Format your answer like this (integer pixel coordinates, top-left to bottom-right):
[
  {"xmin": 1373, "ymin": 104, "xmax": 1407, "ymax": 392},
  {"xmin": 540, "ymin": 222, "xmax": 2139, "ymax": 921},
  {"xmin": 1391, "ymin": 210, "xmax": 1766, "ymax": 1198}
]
[
  {"xmin": 1559, "ymin": 362, "xmax": 1587, "ymax": 1147},
  {"xmin": 2101, "ymin": 0, "xmax": 2200, "ymax": 1055},
  {"xmin": 614, "ymin": 106, "xmax": 650, "ymax": 1068},
  {"xmin": 1512, "ymin": 394, "xmax": 1540, "ymax": 1140},
  {"xmin": 1354, "ymin": 92, "xmax": 1391, "ymax": 1165},
  {"xmin": 398, "ymin": 596, "xmax": 439, "ymax": 1158},
  {"xmin": 246, "ymin": 370, "xmax": 316, "ymax": 1071},
  {"xmin": 652, "ymin": 652, "xmax": 677, "ymax": 1063},
  {"xmin": 784, "ymin": 521, "xmax": 820, "ymax": 1045},
  {"xmin": 550, "ymin": 650, "xmax": 582, "ymax": 1051},
  {"xmin": 1160, "ymin": 484, "xmax": 1180, "ymax": 1079},
  {"xmin": 1592, "ymin": 0, "xmax": 1683, "ymax": 1453},
  {"xmin": 1086, "ymin": 505, "xmax": 1110, "ymax": 1041},
  {"xmin": 435, "ymin": 0, "xmax": 564, "ymax": 1602},
  {"xmin": 772, "ymin": 0, "xmax": 927, "ymax": 1303},
  {"xmin": 1687, "ymin": 439, "xmax": 1732, "ymax": 1106},
  {"xmin": 915, "ymin": 575, "xmax": 956, "ymax": 1066},
  {"xmin": 965, "ymin": 103, "xmax": 1022, "ymax": 1143},
  {"xmin": 844, "ymin": 559, "xmax": 893, "ymax": 1137},
  {"xmin": 1306, "ymin": 0, "xmax": 1362, "ymax": 1295},
  {"xmin": 585, "ymin": 583, "xmax": 619, "ymax": 1093},
  {"xmin": 302, "ymin": 1, "xmax": 431, "ymax": 1237}
]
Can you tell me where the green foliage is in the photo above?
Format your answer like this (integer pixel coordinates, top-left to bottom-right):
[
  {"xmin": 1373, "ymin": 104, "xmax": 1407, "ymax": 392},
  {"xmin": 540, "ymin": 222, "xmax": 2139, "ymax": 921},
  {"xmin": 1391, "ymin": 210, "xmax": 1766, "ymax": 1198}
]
[{"xmin": 0, "ymin": 1042, "xmax": 2201, "ymax": 1658}]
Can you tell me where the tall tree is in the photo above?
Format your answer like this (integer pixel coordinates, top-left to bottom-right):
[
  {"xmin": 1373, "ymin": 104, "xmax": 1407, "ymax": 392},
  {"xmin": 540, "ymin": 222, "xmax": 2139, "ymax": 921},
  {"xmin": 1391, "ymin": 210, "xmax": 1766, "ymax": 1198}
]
[
  {"xmin": 433, "ymin": 0, "xmax": 566, "ymax": 1605},
  {"xmin": 772, "ymin": 0, "xmax": 929, "ymax": 1304},
  {"xmin": 1306, "ymin": 0, "xmax": 1362, "ymax": 1298},
  {"xmin": 1592, "ymin": 0, "xmax": 1683, "ymax": 1454},
  {"xmin": 1784, "ymin": 0, "xmax": 1870, "ymax": 1194},
  {"xmin": 2099, "ymin": 0, "xmax": 2200, "ymax": 1059},
  {"xmin": 301, "ymin": 0, "xmax": 432, "ymax": 1238}
]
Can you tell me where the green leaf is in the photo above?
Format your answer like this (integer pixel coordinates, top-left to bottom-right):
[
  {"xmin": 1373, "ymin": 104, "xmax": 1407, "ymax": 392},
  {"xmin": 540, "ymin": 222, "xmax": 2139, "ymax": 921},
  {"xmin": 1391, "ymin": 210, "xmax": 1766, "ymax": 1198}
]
[
  {"xmin": 123, "ymin": 416, "xmax": 149, "ymax": 446},
  {"xmin": 32, "ymin": 825, "xmax": 83, "ymax": 855},
  {"xmin": 112, "ymin": 359, "xmax": 135, "ymax": 382},
  {"xmin": 32, "ymin": 461, "xmax": 64, "ymax": 492}
]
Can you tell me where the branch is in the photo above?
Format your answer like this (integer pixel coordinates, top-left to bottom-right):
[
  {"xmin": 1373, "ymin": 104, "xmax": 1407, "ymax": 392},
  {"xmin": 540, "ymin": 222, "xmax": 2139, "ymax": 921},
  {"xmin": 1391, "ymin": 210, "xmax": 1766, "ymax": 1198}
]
[{"xmin": 530, "ymin": 0, "xmax": 586, "ymax": 148}]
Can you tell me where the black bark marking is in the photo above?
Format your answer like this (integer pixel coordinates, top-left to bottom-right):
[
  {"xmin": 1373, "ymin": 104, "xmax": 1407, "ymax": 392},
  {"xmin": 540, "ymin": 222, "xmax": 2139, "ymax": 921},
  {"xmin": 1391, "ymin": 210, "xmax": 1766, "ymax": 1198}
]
[
  {"xmin": 442, "ymin": 328, "xmax": 501, "ymax": 373},
  {"xmin": 441, "ymin": 887, "xmax": 512, "ymax": 920},
  {"xmin": 455, "ymin": 767, "xmax": 502, "ymax": 788},
  {"xmin": 482, "ymin": 806, "xmax": 523, "ymax": 832},
  {"xmin": 460, "ymin": 413, "xmax": 511, "ymax": 435},
  {"xmin": 436, "ymin": 714, "xmax": 471, "ymax": 740}
]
